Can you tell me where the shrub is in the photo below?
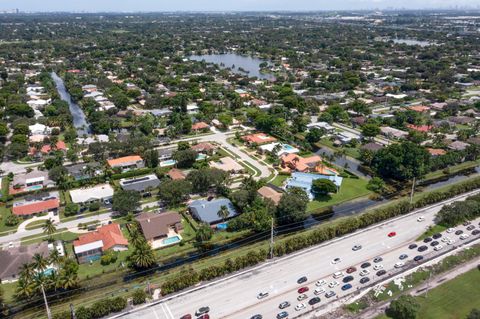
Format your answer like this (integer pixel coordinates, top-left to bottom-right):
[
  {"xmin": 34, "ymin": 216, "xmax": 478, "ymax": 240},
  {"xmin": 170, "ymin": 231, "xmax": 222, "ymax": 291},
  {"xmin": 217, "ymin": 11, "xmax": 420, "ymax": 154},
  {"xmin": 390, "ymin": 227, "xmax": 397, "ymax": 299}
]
[
  {"xmin": 132, "ymin": 289, "xmax": 147, "ymax": 305},
  {"xmin": 5, "ymin": 214, "xmax": 19, "ymax": 226},
  {"xmin": 89, "ymin": 202, "xmax": 100, "ymax": 212}
]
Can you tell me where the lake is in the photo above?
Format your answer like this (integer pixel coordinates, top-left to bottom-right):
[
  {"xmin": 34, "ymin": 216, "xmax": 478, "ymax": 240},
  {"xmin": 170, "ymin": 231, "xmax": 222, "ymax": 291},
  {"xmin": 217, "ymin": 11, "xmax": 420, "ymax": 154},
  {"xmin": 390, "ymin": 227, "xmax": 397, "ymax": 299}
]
[{"xmin": 189, "ymin": 53, "xmax": 275, "ymax": 81}]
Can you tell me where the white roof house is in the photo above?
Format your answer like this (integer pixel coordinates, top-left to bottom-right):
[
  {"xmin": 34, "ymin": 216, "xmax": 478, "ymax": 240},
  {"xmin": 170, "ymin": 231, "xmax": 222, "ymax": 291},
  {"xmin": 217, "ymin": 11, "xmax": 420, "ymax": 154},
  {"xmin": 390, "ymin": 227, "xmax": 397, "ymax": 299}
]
[
  {"xmin": 27, "ymin": 99, "xmax": 51, "ymax": 109},
  {"xmin": 29, "ymin": 123, "xmax": 52, "ymax": 136},
  {"xmin": 70, "ymin": 184, "xmax": 114, "ymax": 204},
  {"xmin": 307, "ymin": 121, "xmax": 336, "ymax": 133},
  {"xmin": 73, "ymin": 240, "xmax": 103, "ymax": 255}
]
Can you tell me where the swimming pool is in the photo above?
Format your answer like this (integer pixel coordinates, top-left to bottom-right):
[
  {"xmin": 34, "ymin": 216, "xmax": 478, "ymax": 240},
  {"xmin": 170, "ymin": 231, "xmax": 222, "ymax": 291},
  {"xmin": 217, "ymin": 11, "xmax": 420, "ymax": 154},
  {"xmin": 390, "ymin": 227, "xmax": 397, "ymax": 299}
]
[
  {"xmin": 196, "ymin": 154, "xmax": 207, "ymax": 161},
  {"xmin": 42, "ymin": 268, "xmax": 56, "ymax": 276},
  {"xmin": 26, "ymin": 185, "xmax": 43, "ymax": 191},
  {"xmin": 160, "ymin": 159, "xmax": 177, "ymax": 167},
  {"xmin": 162, "ymin": 236, "xmax": 181, "ymax": 245}
]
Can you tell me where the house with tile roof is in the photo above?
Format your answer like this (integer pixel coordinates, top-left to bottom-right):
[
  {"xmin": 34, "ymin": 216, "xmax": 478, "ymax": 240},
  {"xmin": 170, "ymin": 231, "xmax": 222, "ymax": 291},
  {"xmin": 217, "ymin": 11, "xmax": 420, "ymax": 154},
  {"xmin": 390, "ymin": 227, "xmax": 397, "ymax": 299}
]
[
  {"xmin": 241, "ymin": 133, "xmax": 277, "ymax": 145},
  {"xmin": 136, "ymin": 212, "xmax": 183, "ymax": 249},
  {"xmin": 73, "ymin": 223, "xmax": 128, "ymax": 264},
  {"xmin": 107, "ymin": 155, "xmax": 144, "ymax": 171},
  {"xmin": 12, "ymin": 192, "xmax": 60, "ymax": 217},
  {"xmin": 191, "ymin": 122, "xmax": 210, "ymax": 132},
  {"xmin": 280, "ymin": 153, "xmax": 323, "ymax": 173}
]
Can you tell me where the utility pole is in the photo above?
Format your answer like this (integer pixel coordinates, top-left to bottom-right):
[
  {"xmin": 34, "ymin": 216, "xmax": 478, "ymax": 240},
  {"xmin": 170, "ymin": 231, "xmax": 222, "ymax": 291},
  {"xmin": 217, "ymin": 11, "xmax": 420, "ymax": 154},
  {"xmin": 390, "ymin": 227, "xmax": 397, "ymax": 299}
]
[
  {"xmin": 70, "ymin": 304, "xmax": 76, "ymax": 319},
  {"xmin": 269, "ymin": 218, "xmax": 274, "ymax": 259},
  {"xmin": 41, "ymin": 284, "xmax": 52, "ymax": 319},
  {"xmin": 425, "ymin": 271, "xmax": 432, "ymax": 298},
  {"xmin": 410, "ymin": 176, "xmax": 416, "ymax": 204}
]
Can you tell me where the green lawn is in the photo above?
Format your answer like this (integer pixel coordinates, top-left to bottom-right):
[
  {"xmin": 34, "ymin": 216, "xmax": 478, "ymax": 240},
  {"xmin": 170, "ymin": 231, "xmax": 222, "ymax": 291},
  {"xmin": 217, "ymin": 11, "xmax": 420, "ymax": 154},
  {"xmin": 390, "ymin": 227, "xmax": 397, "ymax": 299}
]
[
  {"xmin": 25, "ymin": 219, "xmax": 48, "ymax": 230},
  {"xmin": 416, "ymin": 224, "xmax": 447, "ymax": 241},
  {"xmin": 424, "ymin": 160, "xmax": 480, "ymax": 180},
  {"xmin": 307, "ymin": 177, "xmax": 371, "ymax": 211},
  {"xmin": 270, "ymin": 174, "xmax": 289, "ymax": 187},
  {"xmin": 21, "ymin": 229, "xmax": 79, "ymax": 245},
  {"xmin": 316, "ymin": 139, "xmax": 361, "ymax": 160}
]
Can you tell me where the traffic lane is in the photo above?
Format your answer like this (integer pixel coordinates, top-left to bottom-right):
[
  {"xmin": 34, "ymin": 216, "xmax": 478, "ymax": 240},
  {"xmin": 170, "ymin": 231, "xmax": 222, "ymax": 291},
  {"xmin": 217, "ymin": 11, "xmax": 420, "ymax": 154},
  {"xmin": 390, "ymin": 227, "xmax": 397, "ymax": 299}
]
[
  {"xmin": 164, "ymin": 215, "xmax": 432, "ymax": 318},
  {"xmin": 229, "ymin": 219, "xmax": 480, "ymax": 319}
]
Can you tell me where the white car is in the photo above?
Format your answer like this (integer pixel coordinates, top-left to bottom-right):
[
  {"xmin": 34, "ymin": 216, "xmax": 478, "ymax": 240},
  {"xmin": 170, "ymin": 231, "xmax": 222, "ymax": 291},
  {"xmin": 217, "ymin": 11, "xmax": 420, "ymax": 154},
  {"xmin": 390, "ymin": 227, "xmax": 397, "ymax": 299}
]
[
  {"xmin": 315, "ymin": 279, "xmax": 326, "ymax": 286},
  {"xmin": 434, "ymin": 245, "xmax": 443, "ymax": 251},
  {"xmin": 314, "ymin": 287, "xmax": 326, "ymax": 295},
  {"xmin": 373, "ymin": 264, "xmax": 384, "ymax": 271},
  {"xmin": 352, "ymin": 244, "xmax": 362, "ymax": 251},
  {"xmin": 446, "ymin": 228, "xmax": 455, "ymax": 233},
  {"xmin": 257, "ymin": 292, "xmax": 269, "ymax": 299},
  {"xmin": 360, "ymin": 269, "xmax": 370, "ymax": 277},
  {"xmin": 331, "ymin": 257, "xmax": 341, "ymax": 264},
  {"xmin": 328, "ymin": 281, "xmax": 339, "ymax": 288},
  {"xmin": 446, "ymin": 239, "xmax": 455, "ymax": 245},
  {"xmin": 394, "ymin": 262, "xmax": 404, "ymax": 268},
  {"xmin": 297, "ymin": 294, "xmax": 308, "ymax": 301},
  {"xmin": 295, "ymin": 303, "xmax": 306, "ymax": 311},
  {"xmin": 417, "ymin": 216, "xmax": 425, "ymax": 222},
  {"xmin": 441, "ymin": 237, "xmax": 450, "ymax": 243},
  {"xmin": 460, "ymin": 234, "xmax": 470, "ymax": 240}
]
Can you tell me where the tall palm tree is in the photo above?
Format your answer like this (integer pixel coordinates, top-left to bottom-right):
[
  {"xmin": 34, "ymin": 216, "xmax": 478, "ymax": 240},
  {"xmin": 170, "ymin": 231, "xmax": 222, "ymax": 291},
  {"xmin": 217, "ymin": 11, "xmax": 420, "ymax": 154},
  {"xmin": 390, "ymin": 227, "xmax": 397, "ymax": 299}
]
[
  {"xmin": 15, "ymin": 277, "xmax": 35, "ymax": 300},
  {"xmin": 43, "ymin": 218, "xmax": 57, "ymax": 241},
  {"xmin": 129, "ymin": 241, "xmax": 156, "ymax": 269},
  {"xmin": 48, "ymin": 249, "xmax": 62, "ymax": 267},
  {"xmin": 19, "ymin": 263, "xmax": 36, "ymax": 282},
  {"xmin": 217, "ymin": 205, "xmax": 230, "ymax": 223},
  {"xmin": 59, "ymin": 269, "xmax": 79, "ymax": 290},
  {"xmin": 32, "ymin": 253, "xmax": 48, "ymax": 273}
]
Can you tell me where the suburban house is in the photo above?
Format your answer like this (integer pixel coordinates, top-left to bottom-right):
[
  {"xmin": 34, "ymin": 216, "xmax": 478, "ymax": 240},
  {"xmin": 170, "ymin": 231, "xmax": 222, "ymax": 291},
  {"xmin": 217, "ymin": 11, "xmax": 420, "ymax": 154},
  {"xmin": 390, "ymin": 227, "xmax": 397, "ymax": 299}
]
[
  {"xmin": 191, "ymin": 121, "xmax": 210, "ymax": 132},
  {"xmin": 73, "ymin": 223, "xmax": 128, "ymax": 264},
  {"xmin": 66, "ymin": 162, "xmax": 102, "ymax": 180},
  {"xmin": 158, "ymin": 148, "xmax": 174, "ymax": 161},
  {"xmin": 257, "ymin": 186, "xmax": 283, "ymax": 205},
  {"xmin": 191, "ymin": 142, "xmax": 217, "ymax": 154},
  {"xmin": 10, "ymin": 169, "xmax": 55, "ymax": 195},
  {"xmin": 167, "ymin": 168, "xmax": 186, "ymax": 180},
  {"xmin": 189, "ymin": 198, "xmax": 238, "ymax": 225},
  {"xmin": 280, "ymin": 153, "xmax": 323, "ymax": 173},
  {"xmin": 259, "ymin": 143, "xmax": 300, "ymax": 156},
  {"xmin": 361, "ymin": 142, "xmax": 384, "ymax": 152},
  {"xmin": 28, "ymin": 141, "xmax": 67, "ymax": 159},
  {"xmin": 427, "ymin": 148, "xmax": 447, "ymax": 156},
  {"xmin": 69, "ymin": 184, "xmax": 114, "ymax": 205},
  {"xmin": 119, "ymin": 174, "xmax": 160, "ymax": 193},
  {"xmin": 285, "ymin": 172, "xmax": 343, "ymax": 200},
  {"xmin": 28, "ymin": 123, "xmax": 52, "ymax": 135},
  {"xmin": 136, "ymin": 212, "xmax": 183, "ymax": 249},
  {"xmin": 12, "ymin": 192, "xmax": 60, "ymax": 217},
  {"xmin": 210, "ymin": 157, "xmax": 244, "ymax": 173},
  {"xmin": 448, "ymin": 140, "xmax": 470, "ymax": 151},
  {"xmin": 107, "ymin": 155, "xmax": 144, "ymax": 171},
  {"xmin": 380, "ymin": 126, "xmax": 409, "ymax": 139},
  {"xmin": 306, "ymin": 121, "xmax": 336, "ymax": 134},
  {"xmin": 406, "ymin": 124, "xmax": 433, "ymax": 133},
  {"xmin": 241, "ymin": 133, "xmax": 277, "ymax": 145}
]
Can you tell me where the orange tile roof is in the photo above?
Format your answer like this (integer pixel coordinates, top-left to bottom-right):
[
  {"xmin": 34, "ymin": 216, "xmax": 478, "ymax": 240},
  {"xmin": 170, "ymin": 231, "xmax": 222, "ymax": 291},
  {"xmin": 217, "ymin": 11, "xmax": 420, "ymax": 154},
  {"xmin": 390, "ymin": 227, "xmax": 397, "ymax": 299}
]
[
  {"xmin": 281, "ymin": 154, "xmax": 322, "ymax": 172},
  {"xmin": 191, "ymin": 122, "xmax": 210, "ymax": 130},
  {"xmin": 406, "ymin": 124, "xmax": 432, "ymax": 133},
  {"xmin": 427, "ymin": 148, "xmax": 447, "ymax": 156},
  {"xmin": 408, "ymin": 105, "xmax": 430, "ymax": 112},
  {"xmin": 73, "ymin": 223, "xmax": 128, "ymax": 251},
  {"xmin": 107, "ymin": 155, "xmax": 143, "ymax": 167},
  {"xmin": 167, "ymin": 168, "xmax": 186, "ymax": 180},
  {"xmin": 12, "ymin": 199, "xmax": 59, "ymax": 216},
  {"xmin": 241, "ymin": 133, "xmax": 277, "ymax": 145}
]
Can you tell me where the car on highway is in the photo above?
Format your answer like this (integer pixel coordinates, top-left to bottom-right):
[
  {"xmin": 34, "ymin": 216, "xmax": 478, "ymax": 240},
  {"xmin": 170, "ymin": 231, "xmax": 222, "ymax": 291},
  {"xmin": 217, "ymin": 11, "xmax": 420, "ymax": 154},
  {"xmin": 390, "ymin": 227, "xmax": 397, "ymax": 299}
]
[
  {"xmin": 446, "ymin": 239, "xmax": 455, "ymax": 245},
  {"xmin": 352, "ymin": 244, "xmax": 362, "ymax": 251},
  {"xmin": 472, "ymin": 230, "xmax": 480, "ymax": 235},
  {"xmin": 279, "ymin": 301, "xmax": 291, "ymax": 309},
  {"xmin": 257, "ymin": 292, "xmax": 269, "ymax": 299},
  {"xmin": 463, "ymin": 221, "xmax": 471, "ymax": 226},
  {"xmin": 314, "ymin": 287, "xmax": 326, "ymax": 295},
  {"xmin": 325, "ymin": 291, "xmax": 336, "ymax": 298},
  {"xmin": 432, "ymin": 233, "xmax": 442, "ymax": 239},
  {"xmin": 328, "ymin": 281, "xmax": 340, "ymax": 288},
  {"xmin": 373, "ymin": 257, "xmax": 383, "ymax": 263},
  {"xmin": 434, "ymin": 245, "xmax": 443, "ymax": 251},
  {"xmin": 360, "ymin": 277, "xmax": 370, "ymax": 284},
  {"xmin": 197, "ymin": 315, "xmax": 209, "ymax": 319},
  {"xmin": 195, "ymin": 307, "xmax": 210, "ymax": 316},
  {"xmin": 376, "ymin": 270, "xmax": 387, "ymax": 276},
  {"xmin": 399, "ymin": 254, "xmax": 408, "ymax": 260},
  {"xmin": 408, "ymin": 244, "xmax": 418, "ymax": 249},
  {"xmin": 315, "ymin": 279, "xmax": 326, "ymax": 286},
  {"xmin": 341, "ymin": 284, "xmax": 353, "ymax": 291},
  {"xmin": 250, "ymin": 315, "xmax": 263, "ymax": 319},
  {"xmin": 295, "ymin": 303, "xmax": 306, "ymax": 311},
  {"xmin": 460, "ymin": 234, "xmax": 470, "ymax": 240},
  {"xmin": 297, "ymin": 276, "xmax": 308, "ymax": 284},
  {"xmin": 423, "ymin": 237, "xmax": 433, "ymax": 243},
  {"xmin": 417, "ymin": 216, "xmax": 425, "ymax": 222},
  {"xmin": 446, "ymin": 228, "xmax": 455, "ymax": 233},
  {"xmin": 346, "ymin": 266, "xmax": 357, "ymax": 274},
  {"xmin": 418, "ymin": 245, "xmax": 428, "ymax": 252},
  {"xmin": 388, "ymin": 232, "xmax": 397, "ymax": 237},
  {"xmin": 441, "ymin": 237, "xmax": 451, "ymax": 243},
  {"xmin": 430, "ymin": 241, "xmax": 439, "ymax": 247},
  {"xmin": 455, "ymin": 230, "xmax": 464, "ymax": 235},
  {"xmin": 333, "ymin": 272, "xmax": 344, "ymax": 279},
  {"xmin": 297, "ymin": 294, "xmax": 308, "ymax": 301},
  {"xmin": 394, "ymin": 262, "xmax": 404, "ymax": 268},
  {"xmin": 360, "ymin": 269, "xmax": 370, "ymax": 276},
  {"xmin": 309, "ymin": 297, "xmax": 321, "ymax": 305},
  {"xmin": 331, "ymin": 257, "xmax": 341, "ymax": 264},
  {"xmin": 414, "ymin": 255, "xmax": 424, "ymax": 262},
  {"xmin": 361, "ymin": 262, "xmax": 371, "ymax": 269},
  {"xmin": 343, "ymin": 276, "xmax": 354, "ymax": 283},
  {"xmin": 467, "ymin": 225, "xmax": 476, "ymax": 231},
  {"xmin": 276, "ymin": 311, "xmax": 288, "ymax": 319},
  {"xmin": 373, "ymin": 264, "xmax": 384, "ymax": 271},
  {"xmin": 180, "ymin": 315, "xmax": 192, "ymax": 319},
  {"xmin": 298, "ymin": 287, "xmax": 309, "ymax": 294}
]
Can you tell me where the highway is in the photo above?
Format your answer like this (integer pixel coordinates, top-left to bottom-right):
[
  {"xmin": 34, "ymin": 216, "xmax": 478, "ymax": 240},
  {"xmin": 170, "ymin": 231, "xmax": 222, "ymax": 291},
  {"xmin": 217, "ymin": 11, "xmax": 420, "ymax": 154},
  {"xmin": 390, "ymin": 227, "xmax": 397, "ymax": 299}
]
[{"xmin": 116, "ymin": 190, "xmax": 480, "ymax": 319}]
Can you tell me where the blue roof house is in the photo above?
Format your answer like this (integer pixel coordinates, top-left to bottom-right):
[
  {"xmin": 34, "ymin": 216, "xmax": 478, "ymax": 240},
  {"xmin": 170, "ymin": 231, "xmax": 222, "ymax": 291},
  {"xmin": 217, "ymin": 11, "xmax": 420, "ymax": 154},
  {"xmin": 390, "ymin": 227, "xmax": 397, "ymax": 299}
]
[
  {"xmin": 189, "ymin": 198, "xmax": 238, "ymax": 225},
  {"xmin": 285, "ymin": 172, "xmax": 343, "ymax": 200}
]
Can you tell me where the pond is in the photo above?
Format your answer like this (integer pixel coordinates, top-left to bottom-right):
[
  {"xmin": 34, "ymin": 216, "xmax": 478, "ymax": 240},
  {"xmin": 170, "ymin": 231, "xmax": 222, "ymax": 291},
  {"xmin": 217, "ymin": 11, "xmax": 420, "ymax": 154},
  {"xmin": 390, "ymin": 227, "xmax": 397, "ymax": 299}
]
[{"xmin": 189, "ymin": 53, "xmax": 275, "ymax": 81}]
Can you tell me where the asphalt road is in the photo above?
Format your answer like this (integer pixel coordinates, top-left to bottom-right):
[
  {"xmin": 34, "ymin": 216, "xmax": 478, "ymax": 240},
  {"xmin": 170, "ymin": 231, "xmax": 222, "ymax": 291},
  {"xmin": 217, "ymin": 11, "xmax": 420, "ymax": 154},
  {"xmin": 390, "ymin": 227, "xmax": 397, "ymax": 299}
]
[{"xmin": 117, "ymin": 190, "xmax": 480, "ymax": 319}]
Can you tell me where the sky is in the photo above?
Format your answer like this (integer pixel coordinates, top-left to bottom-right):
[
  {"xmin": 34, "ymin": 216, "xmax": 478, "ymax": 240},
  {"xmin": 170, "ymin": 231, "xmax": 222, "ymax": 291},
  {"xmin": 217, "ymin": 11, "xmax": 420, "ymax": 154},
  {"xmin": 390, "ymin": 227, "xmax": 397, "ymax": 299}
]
[{"xmin": 1, "ymin": 0, "xmax": 479, "ymax": 12}]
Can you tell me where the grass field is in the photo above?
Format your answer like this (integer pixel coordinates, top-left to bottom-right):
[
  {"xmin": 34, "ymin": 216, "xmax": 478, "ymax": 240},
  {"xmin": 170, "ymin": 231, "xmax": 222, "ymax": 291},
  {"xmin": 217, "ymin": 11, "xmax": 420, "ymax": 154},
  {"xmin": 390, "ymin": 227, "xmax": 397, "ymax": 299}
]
[
  {"xmin": 424, "ymin": 160, "xmax": 480, "ymax": 180},
  {"xmin": 270, "ymin": 174, "xmax": 289, "ymax": 187},
  {"xmin": 416, "ymin": 224, "xmax": 447, "ymax": 241},
  {"xmin": 307, "ymin": 177, "xmax": 371, "ymax": 211},
  {"xmin": 316, "ymin": 139, "xmax": 361, "ymax": 160}
]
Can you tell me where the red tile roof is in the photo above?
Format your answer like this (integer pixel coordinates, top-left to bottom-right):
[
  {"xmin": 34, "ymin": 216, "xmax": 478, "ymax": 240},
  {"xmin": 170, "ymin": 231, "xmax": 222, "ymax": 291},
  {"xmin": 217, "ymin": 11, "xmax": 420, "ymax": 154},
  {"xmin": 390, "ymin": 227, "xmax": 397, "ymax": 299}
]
[
  {"xmin": 191, "ymin": 122, "xmax": 210, "ymax": 130},
  {"xmin": 167, "ymin": 168, "xmax": 186, "ymax": 180},
  {"xmin": 73, "ymin": 223, "xmax": 128, "ymax": 251},
  {"xmin": 427, "ymin": 148, "xmax": 447, "ymax": 156},
  {"xmin": 107, "ymin": 155, "xmax": 143, "ymax": 167},
  {"xmin": 408, "ymin": 105, "xmax": 430, "ymax": 113},
  {"xmin": 241, "ymin": 133, "xmax": 277, "ymax": 145},
  {"xmin": 406, "ymin": 124, "xmax": 433, "ymax": 133},
  {"xmin": 12, "ymin": 199, "xmax": 59, "ymax": 216}
]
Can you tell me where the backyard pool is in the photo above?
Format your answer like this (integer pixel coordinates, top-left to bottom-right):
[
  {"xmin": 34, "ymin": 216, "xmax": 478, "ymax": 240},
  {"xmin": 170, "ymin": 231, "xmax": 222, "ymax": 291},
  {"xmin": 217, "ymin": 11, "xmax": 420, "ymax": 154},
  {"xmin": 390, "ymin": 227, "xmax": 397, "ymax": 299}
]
[
  {"xmin": 26, "ymin": 185, "xmax": 43, "ymax": 191},
  {"xmin": 197, "ymin": 153, "xmax": 207, "ymax": 160},
  {"xmin": 160, "ymin": 159, "xmax": 177, "ymax": 167},
  {"xmin": 162, "ymin": 236, "xmax": 182, "ymax": 245}
]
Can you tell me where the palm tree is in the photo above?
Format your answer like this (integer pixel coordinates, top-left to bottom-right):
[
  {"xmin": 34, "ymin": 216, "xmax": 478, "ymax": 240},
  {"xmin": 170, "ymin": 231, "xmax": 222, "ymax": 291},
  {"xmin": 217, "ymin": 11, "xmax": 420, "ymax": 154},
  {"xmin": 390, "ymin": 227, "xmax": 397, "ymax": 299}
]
[
  {"xmin": 15, "ymin": 277, "xmax": 35, "ymax": 300},
  {"xmin": 19, "ymin": 263, "xmax": 36, "ymax": 282},
  {"xmin": 43, "ymin": 219, "xmax": 57, "ymax": 241},
  {"xmin": 59, "ymin": 269, "xmax": 79, "ymax": 290},
  {"xmin": 32, "ymin": 254, "xmax": 48, "ymax": 273},
  {"xmin": 48, "ymin": 249, "xmax": 62, "ymax": 267},
  {"xmin": 217, "ymin": 205, "xmax": 230, "ymax": 223},
  {"xmin": 129, "ymin": 241, "xmax": 156, "ymax": 269}
]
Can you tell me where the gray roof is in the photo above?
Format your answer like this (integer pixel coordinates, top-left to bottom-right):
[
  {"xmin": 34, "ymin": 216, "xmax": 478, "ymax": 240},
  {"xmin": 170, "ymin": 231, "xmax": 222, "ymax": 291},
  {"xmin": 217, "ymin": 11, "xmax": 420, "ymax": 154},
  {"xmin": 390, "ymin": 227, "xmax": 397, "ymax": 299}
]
[
  {"xmin": 0, "ymin": 242, "xmax": 50, "ymax": 280},
  {"xmin": 189, "ymin": 198, "xmax": 237, "ymax": 225},
  {"xmin": 119, "ymin": 174, "xmax": 160, "ymax": 192},
  {"xmin": 66, "ymin": 162, "xmax": 101, "ymax": 176}
]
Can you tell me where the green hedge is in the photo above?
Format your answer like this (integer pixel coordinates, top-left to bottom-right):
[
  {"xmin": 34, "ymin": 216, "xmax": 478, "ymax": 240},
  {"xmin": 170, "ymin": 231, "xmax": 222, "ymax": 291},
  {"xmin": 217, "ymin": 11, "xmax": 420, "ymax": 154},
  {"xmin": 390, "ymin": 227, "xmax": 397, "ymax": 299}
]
[{"xmin": 52, "ymin": 297, "xmax": 126, "ymax": 319}]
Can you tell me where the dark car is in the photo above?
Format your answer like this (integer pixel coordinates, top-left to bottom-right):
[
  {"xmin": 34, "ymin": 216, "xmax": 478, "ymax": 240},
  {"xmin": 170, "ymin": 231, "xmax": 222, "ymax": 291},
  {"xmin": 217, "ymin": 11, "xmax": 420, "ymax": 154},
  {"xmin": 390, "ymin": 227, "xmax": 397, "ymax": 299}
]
[
  {"xmin": 279, "ymin": 301, "xmax": 290, "ymax": 309},
  {"xmin": 399, "ymin": 254, "xmax": 408, "ymax": 260},
  {"xmin": 373, "ymin": 257, "xmax": 383, "ymax": 263},
  {"xmin": 196, "ymin": 307, "xmax": 210, "ymax": 316},
  {"xmin": 376, "ymin": 270, "xmax": 387, "ymax": 276},
  {"xmin": 432, "ymin": 233, "xmax": 442, "ymax": 239},
  {"xmin": 472, "ymin": 230, "xmax": 480, "ymax": 235},
  {"xmin": 361, "ymin": 262, "xmax": 371, "ymax": 269},
  {"xmin": 423, "ymin": 237, "xmax": 433, "ymax": 243},
  {"xmin": 198, "ymin": 315, "xmax": 209, "ymax": 319},
  {"xmin": 341, "ymin": 284, "xmax": 353, "ymax": 291},
  {"xmin": 309, "ymin": 297, "xmax": 321, "ymax": 305},
  {"xmin": 430, "ymin": 241, "xmax": 439, "ymax": 247},
  {"xmin": 418, "ymin": 245, "xmax": 428, "ymax": 252},
  {"xmin": 297, "ymin": 276, "xmax": 308, "ymax": 284},
  {"xmin": 408, "ymin": 244, "xmax": 418, "ymax": 249},
  {"xmin": 298, "ymin": 287, "xmax": 309, "ymax": 294},
  {"xmin": 455, "ymin": 230, "xmax": 464, "ymax": 235},
  {"xmin": 463, "ymin": 221, "xmax": 471, "ymax": 226},
  {"xmin": 467, "ymin": 225, "xmax": 475, "ymax": 231},
  {"xmin": 277, "ymin": 311, "xmax": 288, "ymax": 319},
  {"xmin": 414, "ymin": 255, "xmax": 424, "ymax": 262},
  {"xmin": 250, "ymin": 315, "xmax": 263, "ymax": 319},
  {"xmin": 360, "ymin": 277, "xmax": 370, "ymax": 284},
  {"xmin": 343, "ymin": 276, "xmax": 354, "ymax": 283},
  {"xmin": 142, "ymin": 192, "xmax": 152, "ymax": 198},
  {"xmin": 180, "ymin": 315, "xmax": 192, "ymax": 319},
  {"xmin": 346, "ymin": 266, "xmax": 357, "ymax": 274}
]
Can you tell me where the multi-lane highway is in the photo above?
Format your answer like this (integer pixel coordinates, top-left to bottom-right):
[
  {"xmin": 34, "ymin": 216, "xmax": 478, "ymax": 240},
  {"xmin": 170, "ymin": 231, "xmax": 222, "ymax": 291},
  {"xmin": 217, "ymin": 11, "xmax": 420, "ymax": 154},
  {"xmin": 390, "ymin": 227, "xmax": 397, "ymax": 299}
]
[{"xmin": 117, "ymin": 191, "xmax": 480, "ymax": 319}]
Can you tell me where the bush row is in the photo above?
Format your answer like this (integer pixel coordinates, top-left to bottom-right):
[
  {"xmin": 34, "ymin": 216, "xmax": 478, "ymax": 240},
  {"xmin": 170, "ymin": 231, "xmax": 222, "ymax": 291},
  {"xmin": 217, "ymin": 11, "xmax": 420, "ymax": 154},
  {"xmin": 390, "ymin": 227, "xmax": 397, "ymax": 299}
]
[{"xmin": 52, "ymin": 297, "xmax": 126, "ymax": 319}]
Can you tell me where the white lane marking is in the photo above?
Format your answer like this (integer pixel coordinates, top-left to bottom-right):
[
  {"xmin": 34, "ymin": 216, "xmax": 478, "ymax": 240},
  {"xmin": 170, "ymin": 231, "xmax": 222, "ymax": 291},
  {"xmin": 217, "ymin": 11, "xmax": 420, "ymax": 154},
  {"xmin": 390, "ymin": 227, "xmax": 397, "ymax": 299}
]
[
  {"xmin": 152, "ymin": 307, "xmax": 160, "ymax": 319},
  {"xmin": 164, "ymin": 303, "xmax": 175, "ymax": 319},
  {"xmin": 159, "ymin": 304, "xmax": 168, "ymax": 319}
]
